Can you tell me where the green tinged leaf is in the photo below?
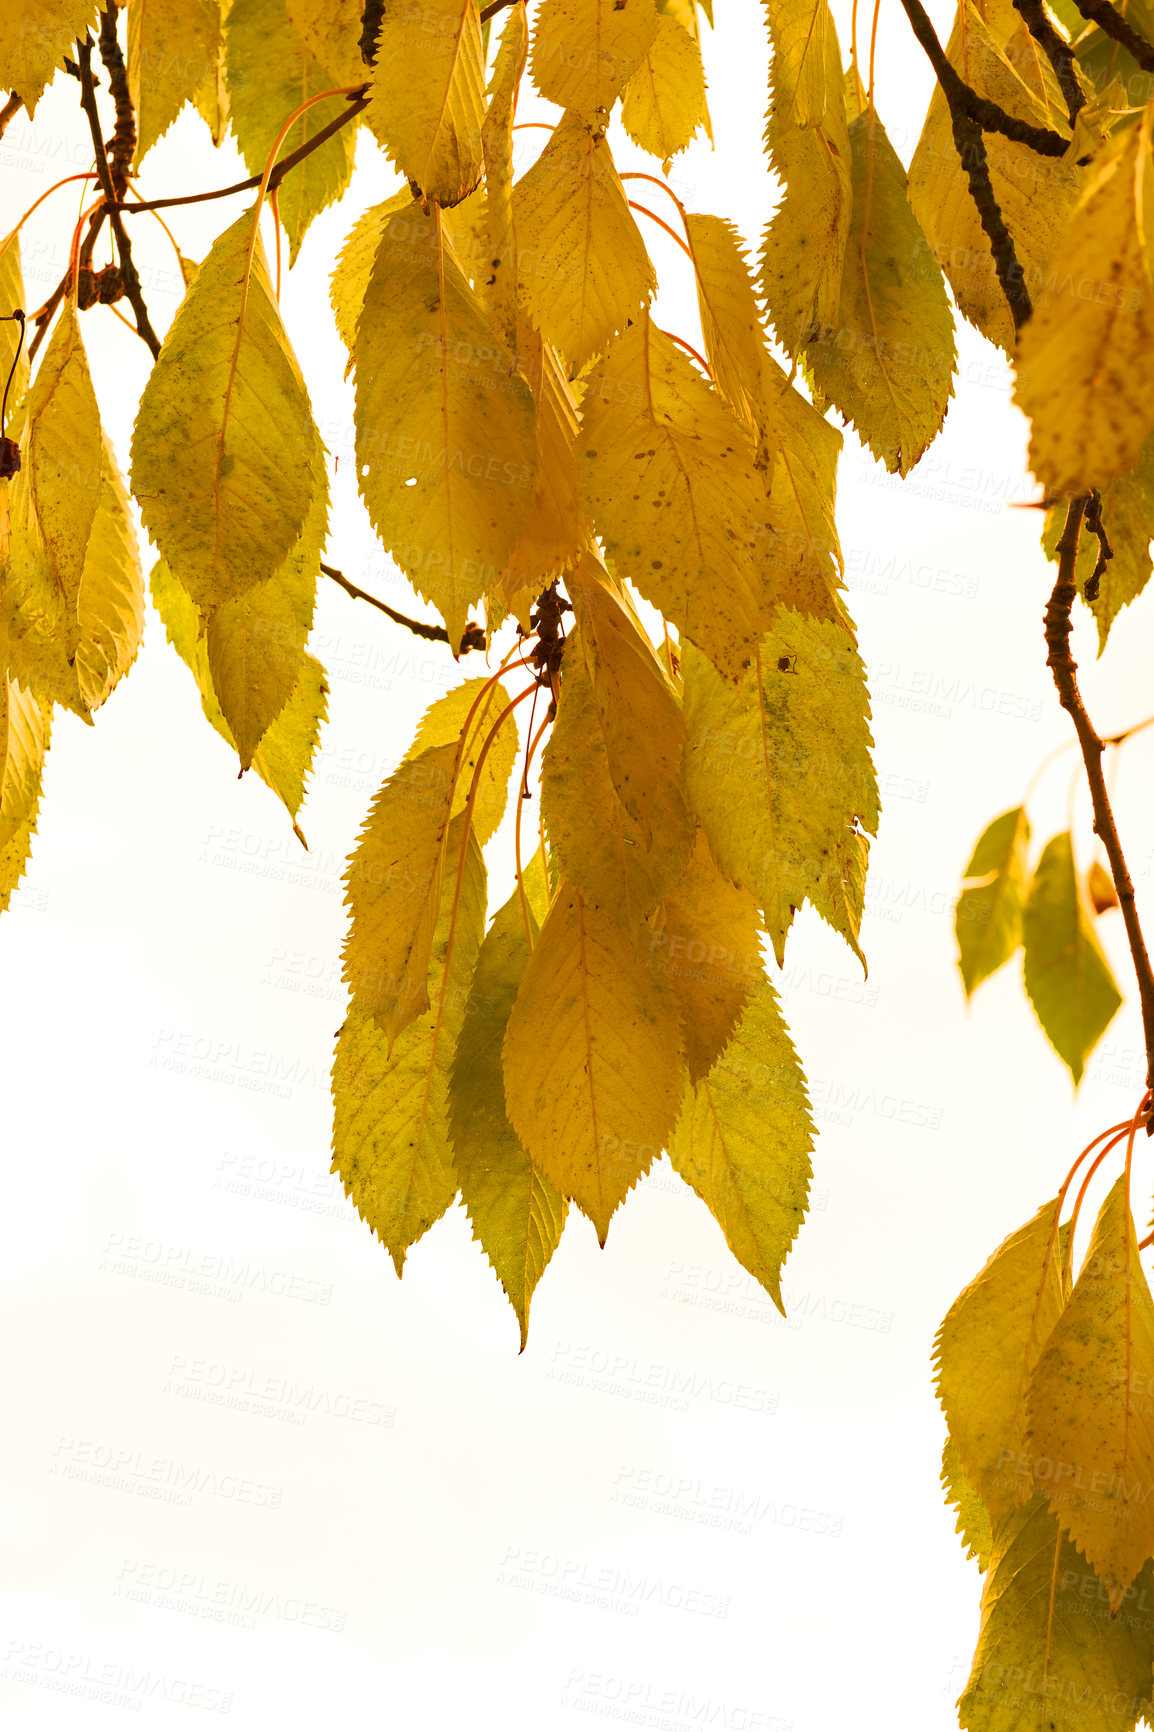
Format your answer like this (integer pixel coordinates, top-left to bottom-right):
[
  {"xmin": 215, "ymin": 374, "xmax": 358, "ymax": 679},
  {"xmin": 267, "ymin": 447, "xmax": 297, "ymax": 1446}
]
[
  {"xmin": 682, "ymin": 613, "xmax": 878, "ymax": 964},
  {"xmin": 1043, "ymin": 434, "xmax": 1154, "ymax": 655},
  {"xmin": 150, "ymin": 558, "xmax": 327, "ymax": 828},
  {"xmin": 512, "ymin": 111, "xmax": 655, "ymax": 373},
  {"xmin": 957, "ymin": 807, "xmax": 1030, "ymax": 999},
  {"xmin": 806, "ymin": 107, "xmax": 956, "ymax": 476},
  {"xmin": 959, "ymin": 1495, "xmax": 1154, "ymax": 1732},
  {"xmin": 503, "ymin": 881, "xmax": 685, "ymax": 1244},
  {"xmin": 1027, "ymin": 1177, "xmax": 1154, "ymax": 1607},
  {"xmin": 935, "ymin": 1196, "xmax": 1067, "ymax": 1526},
  {"xmin": 1022, "ymin": 832, "xmax": 1121, "ymax": 1084},
  {"xmin": 942, "ymin": 1436, "xmax": 994, "ymax": 1572},
  {"xmin": 225, "ymin": 0, "xmax": 358, "ymax": 264},
  {"xmin": 449, "ymin": 880, "xmax": 568, "ymax": 1348},
  {"xmin": 353, "ymin": 202, "xmax": 537, "ymax": 649},
  {"xmin": 669, "ymin": 979, "xmax": 812, "ymax": 1312},
  {"xmin": 580, "ymin": 312, "xmax": 775, "ymax": 681},
  {"xmin": 285, "ymin": 0, "xmax": 366, "ymax": 84},
  {"xmin": 131, "ymin": 203, "xmax": 326, "ymax": 614},
  {"xmin": 0, "ymin": 672, "xmax": 52, "ymax": 915},
  {"xmin": 333, "ymin": 817, "xmax": 487, "ymax": 1273},
  {"xmin": 366, "ymin": 0, "xmax": 485, "ymax": 204}
]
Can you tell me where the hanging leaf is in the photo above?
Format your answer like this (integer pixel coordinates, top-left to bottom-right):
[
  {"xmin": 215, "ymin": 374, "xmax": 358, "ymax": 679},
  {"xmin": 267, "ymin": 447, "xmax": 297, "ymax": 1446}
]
[
  {"xmin": 225, "ymin": 0, "xmax": 358, "ymax": 265},
  {"xmin": 131, "ymin": 203, "xmax": 326, "ymax": 614},
  {"xmin": 0, "ymin": 232, "xmax": 30, "ymax": 413},
  {"xmin": 128, "ymin": 0, "xmax": 221, "ymax": 164},
  {"xmin": 497, "ymin": 329, "xmax": 587, "ymax": 627},
  {"xmin": 73, "ymin": 435, "xmax": 145, "ymax": 714},
  {"xmin": 333, "ymin": 817, "xmax": 487, "ymax": 1273},
  {"xmin": 1027, "ymin": 1176, "xmax": 1154, "ymax": 1608},
  {"xmin": 405, "ymin": 675, "xmax": 520, "ymax": 847},
  {"xmin": 530, "ymin": 0, "xmax": 659, "ymax": 119},
  {"xmin": 656, "ymin": 830, "xmax": 763, "ymax": 1083},
  {"xmin": 0, "ymin": 0, "xmax": 98, "ymax": 116},
  {"xmin": 285, "ymin": 0, "xmax": 367, "ymax": 84},
  {"xmin": 1015, "ymin": 120, "xmax": 1154, "ymax": 497},
  {"xmin": 366, "ymin": 0, "xmax": 485, "ymax": 205},
  {"xmin": 205, "ymin": 480, "xmax": 327, "ymax": 768},
  {"xmin": 621, "ymin": 14, "xmax": 707, "ymax": 162},
  {"xmin": 681, "ymin": 613, "xmax": 878, "ymax": 964},
  {"xmin": 959, "ymin": 1495, "xmax": 1154, "ymax": 1732},
  {"xmin": 1022, "ymin": 831, "xmax": 1122, "ymax": 1084},
  {"xmin": 806, "ymin": 106, "xmax": 957, "ymax": 477},
  {"xmin": 503, "ymin": 881, "xmax": 685, "ymax": 1244},
  {"xmin": 580, "ymin": 313, "xmax": 776, "ymax": 681},
  {"xmin": 1043, "ymin": 432, "xmax": 1154, "ymax": 656},
  {"xmin": 449, "ymin": 876, "xmax": 568, "ymax": 1349},
  {"xmin": 329, "ymin": 190, "xmax": 415, "ymax": 372},
  {"xmin": 942, "ymin": 1436, "xmax": 994, "ymax": 1572},
  {"xmin": 669, "ymin": 978, "xmax": 813, "ymax": 1311},
  {"xmin": 956, "ymin": 807, "xmax": 1031, "ymax": 999},
  {"xmin": 763, "ymin": 0, "xmax": 841, "ymax": 128},
  {"xmin": 0, "ymin": 671, "xmax": 52, "ymax": 915},
  {"xmin": 481, "ymin": 5, "xmax": 529, "ymax": 349},
  {"xmin": 353, "ymin": 202, "xmax": 538, "ymax": 650},
  {"xmin": 935, "ymin": 1195, "xmax": 1067, "ymax": 1526},
  {"xmin": 512, "ymin": 110, "xmax": 656, "ymax": 374}
]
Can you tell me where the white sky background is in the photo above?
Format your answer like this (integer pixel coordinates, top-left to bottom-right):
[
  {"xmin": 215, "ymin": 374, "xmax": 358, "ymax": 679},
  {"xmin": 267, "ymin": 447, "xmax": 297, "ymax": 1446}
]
[{"xmin": 3, "ymin": 2, "xmax": 1154, "ymax": 1727}]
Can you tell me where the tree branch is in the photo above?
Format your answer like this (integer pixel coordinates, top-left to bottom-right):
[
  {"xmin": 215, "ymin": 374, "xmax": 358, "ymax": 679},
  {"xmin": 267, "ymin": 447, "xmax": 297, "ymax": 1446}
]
[
  {"xmin": 949, "ymin": 107, "xmax": 1033, "ymax": 328},
  {"xmin": 97, "ymin": 3, "xmax": 135, "ymax": 200},
  {"xmin": 1069, "ymin": 0, "xmax": 1154, "ymax": 70},
  {"xmin": 897, "ymin": 0, "xmax": 1071, "ymax": 155},
  {"xmin": 1045, "ymin": 496, "xmax": 1154, "ymax": 1093},
  {"xmin": 75, "ymin": 35, "xmax": 161, "ymax": 357},
  {"xmin": 321, "ymin": 563, "xmax": 487, "ymax": 654},
  {"xmin": 115, "ymin": 89, "xmax": 369, "ymax": 214},
  {"xmin": 1011, "ymin": 0, "xmax": 1087, "ymax": 123},
  {"xmin": 480, "ymin": 0, "xmax": 521, "ymax": 20}
]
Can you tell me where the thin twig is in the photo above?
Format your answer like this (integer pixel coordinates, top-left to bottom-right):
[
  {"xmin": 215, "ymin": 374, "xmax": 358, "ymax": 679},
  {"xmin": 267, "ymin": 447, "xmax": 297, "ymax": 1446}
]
[
  {"xmin": 0, "ymin": 92, "xmax": 22, "ymax": 139},
  {"xmin": 114, "ymin": 90, "xmax": 368, "ymax": 214},
  {"xmin": 1083, "ymin": 489, "xmax": 1113, "ymax": 600},
  {"xmin": 1045, "ymin": 496, "xmax": 1154, "ymax": 1094},
  {"xmin": 897, "ymin": 0, "xmax": 1071, "ymax": 155},
  {"xmin": 480, "ymin": 0, "xmax": 520, "ymax": 21},
  {"xmin": 321, "ymin": 562, "xmax": 487, "ymax": 654},
  {"xmin": 97, "ymin": 4, "xmax": 135, "ymax": 200},
  {"xmin": 949, "ymin": 107, "xmax": 1033, "ymax": 327},
  {"xmin": 1011, "ymin": 0, "xmax": 1087, "ymax": 123},
  {"xmin": 1069, "ymin": 0, "xmax": 1154, "ymax": 70},
  {"xmin": 76, "ymin": 35, "xmax": 161, "ymax": 357}
]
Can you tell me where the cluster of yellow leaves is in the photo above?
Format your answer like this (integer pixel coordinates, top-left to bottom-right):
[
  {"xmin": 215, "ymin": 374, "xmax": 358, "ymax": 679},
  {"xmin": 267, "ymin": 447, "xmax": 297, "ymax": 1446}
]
[
  {"xmin": 938, "ymin": 1175, "xmax": 1154, "ymax": 1731},
  {"xmin": 956, "ymin": 809, "xmax": 1121, "ymax": 1084}
]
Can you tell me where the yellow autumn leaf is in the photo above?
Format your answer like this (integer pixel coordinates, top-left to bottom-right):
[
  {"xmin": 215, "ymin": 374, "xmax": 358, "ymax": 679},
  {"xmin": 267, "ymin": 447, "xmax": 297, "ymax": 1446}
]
[
  {"xmin": 129, "ymin": 0, "xmax": 222, "ymax": 164},
  {"xmin": 1043, "ymin": 431, "xmax": 1154, "ymax": 654},
  {"xmin": 1022, "ymin": 831, "xmax": 1122, "ymax": 1084},
  {"xmin": 192, "ymin": 24, "xmax": 230, "ymax": 145},
  {"xmin": 481, "ymin": 5, "xmax": 529, "ymax": 350},
  {"xmin": 1015, "ymin": 118, "xmax": 1154, "ymax": 496},
  {"xmin": 0, "ymin": 671, "xmax": 52, "ymax": 915},
  {"xmin": 366, "ymin": 0, "xmax": 485, "ymax": 205},
  {"xmin": 342, "ymin": 739, "xmax": 460, "ymax": 1043},
  {"xmin": 498, "ymin": 328, "xmax": 586, "ymax": 628},
  {"xmin": 333, "ymin": 817, "xmax": 487, "ymax": 1274},
  {"xmin": 285, "ymin": 0, "xmax": 366, "ymax": 84},
  {"xmin": 686, "ymin": 211, "xmax": 774, "ymax": 443},
  {"xmin": 935, "ymin": 1196, "xmax": 1067, "ymax": 1526},
  {"xmin": 226, "ymin": 0, "xmax": 358, "ymax": 265},
  {"xmin": 531, "ymin": 0, "xmax": 659, "ymax": 119},
  {"xmin": 669, "ymin": 978, "xmax": 812, "ymax": 1311},
  {"xmin": 542, "ymin": 595, "xmax": 692, "ymax": 929},
  {"xmin": 621, "ymin": 14, "xmax": 706, "ymax": 162},
  {"xmin": 73, "ymin": 435, "xmax": 145, "ymax": 714},
  {"xmin": 908, "ymin": 8, "xmax": 1079, "ymax": 357},
  {"xmin": 942, "ymin": 1436, "xmax": 994, "ymax": 1572},
  {"xmin": 0, "ymin": 232, "xmax": 30, "ymax": 414},
  {"xmin": 205, "ymin": 480, "xmax": 326, "ymax": 768},
  {"xmin": 764, "ymin": 0, "xmax": 841, "ymax": 128},
  {"xmin": 655, "ymin": 830, "xmax": 762, "ymax": 1083},
  {"xmin": 0, "ymin": 0, "xmax": 97, "ymax": 115},
  {"xmin": 354, "ymin": 202, "xmax": 538, "ymax": 650},
  {"xmin": 131, "ymin": 203, "xmax": 326, "ymax": 614},
  {"xmin": 449, "ymin": 878, "xmax": 568, "ymax": 1348},
  {"xmin": 681, "ymin": 612, "xmax": 879, "ymax": 963},
  {"xmin": 956, "ymin": 807, "xmax": 1031, "ymax": 999},
  {"xmin": 960, "ymin": 1494, "xmax": 1154, "ymax": 1731},
  {"xmin": 580, "ymin": 313, "xmax": 775, "ymax": 680},
  {"xmin": 150, "ymin": 558, "xmax": 328, "ymax": 829},
  {"xmin": 512, "ymin": 111, "xmax": 655, "ymax": 373},
  {"xmin": 503, "ymin": 880, "xmax": 685, "ymax": 1243},
  {"xmin": 329, "ymin": 190, "xmax": 415, "ymax": 372},
  {"xmin": 26, "ymin": 301, "xmax": 104, "ymax": 611},
  {"xmin": 1027, "ymin": 1176, "xmax": 1154, "ymax": 1606},
  {"xmin": 806, "ymin": 106, "xmax": 956, "ymax": 476},
  {"xmin": 405, "ymin": 675, "xmax": 519, "ymax": 847}
]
